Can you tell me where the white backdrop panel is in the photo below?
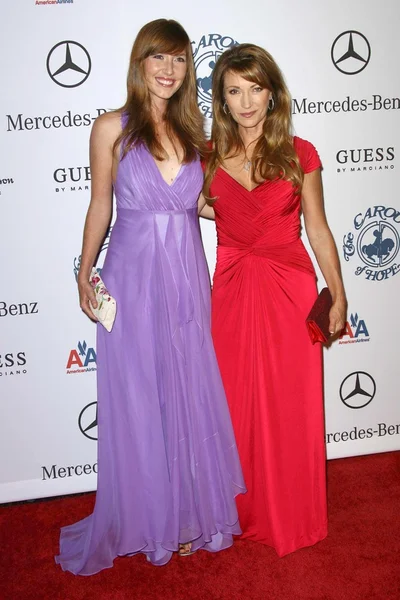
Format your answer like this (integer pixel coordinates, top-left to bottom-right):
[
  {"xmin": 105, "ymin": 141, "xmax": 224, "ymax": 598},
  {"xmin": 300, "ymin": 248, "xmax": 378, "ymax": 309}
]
[{"xmin": 0, "ymin": 0, "xmax": 399, "ymax": 502}]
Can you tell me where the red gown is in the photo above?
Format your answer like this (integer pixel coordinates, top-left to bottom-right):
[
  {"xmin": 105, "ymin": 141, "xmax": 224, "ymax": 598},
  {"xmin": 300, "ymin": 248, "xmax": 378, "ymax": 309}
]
[{"xmin": 211, "ymin": 137, "xmax": 327, "ymax": 557}]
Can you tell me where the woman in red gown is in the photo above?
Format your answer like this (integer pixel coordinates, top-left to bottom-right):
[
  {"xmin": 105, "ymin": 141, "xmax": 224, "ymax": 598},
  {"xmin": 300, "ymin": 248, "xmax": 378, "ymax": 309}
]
[{"xmin": 200, "ymin": 44, "xmax": 346, "ymax": 557}]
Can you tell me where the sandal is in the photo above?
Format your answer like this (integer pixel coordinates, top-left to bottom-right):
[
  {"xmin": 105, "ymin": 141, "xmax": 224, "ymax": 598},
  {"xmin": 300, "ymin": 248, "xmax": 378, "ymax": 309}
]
[{"xmin": 178, "ymin": 542, "xmax": 195, "ymax": 556}]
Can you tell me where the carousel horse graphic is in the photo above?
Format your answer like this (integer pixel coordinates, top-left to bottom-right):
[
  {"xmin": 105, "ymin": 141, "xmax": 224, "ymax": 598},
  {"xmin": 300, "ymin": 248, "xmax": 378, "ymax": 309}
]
[
  {"xmin": 361, "ymin": 226, "xmax": 395, "ymax": 263},
  {"xmin": 196, "ymin": 60, "xmax": 216, "ymax": 98}
]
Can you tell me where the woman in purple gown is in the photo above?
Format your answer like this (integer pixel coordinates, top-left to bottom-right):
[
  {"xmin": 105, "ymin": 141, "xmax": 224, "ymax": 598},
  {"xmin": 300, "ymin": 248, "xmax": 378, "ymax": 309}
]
[{"xmin": 55, "ymin": 19, "xmax": 245, "ymax": 575}]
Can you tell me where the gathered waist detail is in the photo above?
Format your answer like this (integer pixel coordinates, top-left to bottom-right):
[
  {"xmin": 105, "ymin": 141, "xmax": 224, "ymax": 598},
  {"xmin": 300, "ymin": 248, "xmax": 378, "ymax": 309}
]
[
  {"xmin": 116, "ymin": 207, "xmax": 198, "ymax": 218},
  {"xmin": 216, "ymin": 238, "xmax": 315, "ymax": 275},
  {"xmin": 110, "ymin": 207, "xmax": 198, "ymax": 251}
]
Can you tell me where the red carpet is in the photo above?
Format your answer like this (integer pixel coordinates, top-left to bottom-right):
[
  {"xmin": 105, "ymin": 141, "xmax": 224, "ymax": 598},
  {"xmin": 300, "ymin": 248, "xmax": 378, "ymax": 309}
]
[{"xmin": 1, "ymin": 452, "xmax": 399, "ymax": 600}]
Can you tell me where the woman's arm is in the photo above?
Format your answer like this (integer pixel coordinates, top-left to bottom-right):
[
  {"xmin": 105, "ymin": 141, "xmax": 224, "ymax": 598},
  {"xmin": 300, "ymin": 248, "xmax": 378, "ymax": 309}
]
[
  {"xmin": 197, "ymin": 193, "xmax": 215, "ymax": 220},
  {"xmin": 302, "ymin": 169, "xmax": 347, "ymax": 336},
  {"xmin": 78, "ymin": 112, "xmax": 121, "ymax": 320}
]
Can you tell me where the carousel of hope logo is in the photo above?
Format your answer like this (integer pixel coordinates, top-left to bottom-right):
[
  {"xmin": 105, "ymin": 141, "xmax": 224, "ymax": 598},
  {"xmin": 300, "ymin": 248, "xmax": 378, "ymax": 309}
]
[
  {"xmin": 343, "ymin": 205, "xmax": 400, "ymax": 281},
  {"xmin": 192, "ymin": 33, "xmax": 239, "ymax": 119}
]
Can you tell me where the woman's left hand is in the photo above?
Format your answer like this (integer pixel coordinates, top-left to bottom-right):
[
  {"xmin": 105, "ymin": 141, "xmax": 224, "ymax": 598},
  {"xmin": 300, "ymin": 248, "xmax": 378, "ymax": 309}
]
[{"xmin": 329, "ymin": 298, "xmax": 347, "ymax": 337}]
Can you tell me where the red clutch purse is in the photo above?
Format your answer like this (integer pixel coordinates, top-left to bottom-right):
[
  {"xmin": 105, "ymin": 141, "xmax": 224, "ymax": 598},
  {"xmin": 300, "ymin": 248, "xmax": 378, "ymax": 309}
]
[{"xmin": 306, "ymin": 287, "xmax": 333, "ymax": 344}]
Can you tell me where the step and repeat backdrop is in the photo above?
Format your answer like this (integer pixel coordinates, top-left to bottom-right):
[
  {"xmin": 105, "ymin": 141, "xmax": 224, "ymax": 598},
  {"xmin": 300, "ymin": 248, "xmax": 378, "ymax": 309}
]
[{"xmin": 1, "ymin": 0, "xmax": 399, "ymax": 502}]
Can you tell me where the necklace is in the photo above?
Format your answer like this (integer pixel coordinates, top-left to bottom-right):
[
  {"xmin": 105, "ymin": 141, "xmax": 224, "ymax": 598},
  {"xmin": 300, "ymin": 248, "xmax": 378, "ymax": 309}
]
[
  {"xmin": 243, "ymin": 159, "xmax": 251, "ymax": 172},
  {"xmin": 243, "ymin": 145, "xmax": 253, "ymax": 172}
]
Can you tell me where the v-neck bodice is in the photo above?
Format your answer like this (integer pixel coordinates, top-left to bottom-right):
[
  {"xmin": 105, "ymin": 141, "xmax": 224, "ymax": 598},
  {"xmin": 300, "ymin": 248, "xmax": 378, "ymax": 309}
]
[
  {"xmin": 217, "ymin": 166, "xmax": 269, "ymax": 193},
  {"xmin": 211, "ymin": 137, "xmax": 321, "ymax": 252},
  {"xmin": 114, "ymin": 142, "xmax": 203, "ymax": 212}
]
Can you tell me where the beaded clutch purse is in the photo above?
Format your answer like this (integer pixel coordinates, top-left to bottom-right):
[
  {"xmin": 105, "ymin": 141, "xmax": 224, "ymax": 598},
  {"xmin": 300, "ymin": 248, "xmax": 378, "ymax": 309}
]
[{"xmin": 89, "ymin": 268, "xmax": 117, "ymax": 332}]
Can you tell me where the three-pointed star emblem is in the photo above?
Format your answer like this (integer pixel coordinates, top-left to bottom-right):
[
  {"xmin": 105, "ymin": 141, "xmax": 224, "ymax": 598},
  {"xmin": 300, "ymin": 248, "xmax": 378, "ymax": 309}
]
[
  {"xmin": 331, "ymin": 31, "xmax": 371, "ymax": 75},
  {"xmin": 340, "ymin": 372, "xmax": 376, "ymax": 409},
  {"xmin": 47, "ymin": 40, "xmax": 91, "ymax": 87}
]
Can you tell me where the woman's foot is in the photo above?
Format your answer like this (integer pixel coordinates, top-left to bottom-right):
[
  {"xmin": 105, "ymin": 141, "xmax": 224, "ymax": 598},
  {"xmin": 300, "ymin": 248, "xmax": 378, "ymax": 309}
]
[{"xmin": 178, "ymin": 543, "xmax": 194, "ymax": 556}]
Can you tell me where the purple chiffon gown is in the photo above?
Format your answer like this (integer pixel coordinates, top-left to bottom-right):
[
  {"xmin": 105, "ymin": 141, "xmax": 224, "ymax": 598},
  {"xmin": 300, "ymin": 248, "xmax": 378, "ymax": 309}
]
[{"xmin": 55, "ymin": 126, "xmax": 246, "ymax": 575}]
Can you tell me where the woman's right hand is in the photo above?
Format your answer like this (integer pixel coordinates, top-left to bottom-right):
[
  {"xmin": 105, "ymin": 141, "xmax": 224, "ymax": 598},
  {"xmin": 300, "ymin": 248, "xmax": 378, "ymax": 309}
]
[{"xmin": 78, "ymin": 276, "xmax": 98, "ymax": 321}]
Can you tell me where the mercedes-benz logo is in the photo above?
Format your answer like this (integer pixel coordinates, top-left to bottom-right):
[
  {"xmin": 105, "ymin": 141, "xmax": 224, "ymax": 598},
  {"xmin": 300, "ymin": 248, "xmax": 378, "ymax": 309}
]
[
  {"xmin": 331, "ymin": 31, "xmax": 371, "ymax": 75},
  {"xmin": 339, "ymin": 372, "xmax": 376, "ymax": 409},
  {"xmin": 78, "ymin": 401, "xmax": 98, "ymax": 440},
  {"xmin": 47, "ymin": 41, "xmax": 91, "ymax": 88}
]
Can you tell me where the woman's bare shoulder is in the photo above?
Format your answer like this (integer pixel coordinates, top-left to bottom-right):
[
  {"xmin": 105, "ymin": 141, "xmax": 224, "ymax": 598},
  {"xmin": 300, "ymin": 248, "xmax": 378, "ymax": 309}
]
[{"xmin": 91, "ymin": 110, "xmax": 122, "ymax": 145}]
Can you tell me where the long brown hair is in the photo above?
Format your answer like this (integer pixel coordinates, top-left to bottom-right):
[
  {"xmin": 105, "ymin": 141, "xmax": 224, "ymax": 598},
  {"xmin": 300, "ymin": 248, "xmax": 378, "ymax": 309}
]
[
  {"xmin": 116, "ymin": 19, "xmax": 206, "ymax": 162},
  {"xmin": 204, "ymin": 43, "xmax": 303, "ymax": 198}
]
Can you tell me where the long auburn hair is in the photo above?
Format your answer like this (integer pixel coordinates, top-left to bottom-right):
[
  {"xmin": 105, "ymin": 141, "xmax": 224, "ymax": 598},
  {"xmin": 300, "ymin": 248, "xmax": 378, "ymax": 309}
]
[
  {"xmin": 115, "ymin": 19, "xmax": 206, "ymax": 162},
  {"xmin": 204, "ymin": 43, "xmax": 303, "ymax": 199}
]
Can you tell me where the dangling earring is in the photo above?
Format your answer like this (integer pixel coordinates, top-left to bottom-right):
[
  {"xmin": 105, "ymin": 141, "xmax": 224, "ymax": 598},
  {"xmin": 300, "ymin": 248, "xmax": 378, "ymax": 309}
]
[
  {"xmin": 223, "ymin": 101, "xmax": 230, "ymax": 115},
  {"xmin": 268, "ymin": 96, "xmax": 275, "ymax": 111}
]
